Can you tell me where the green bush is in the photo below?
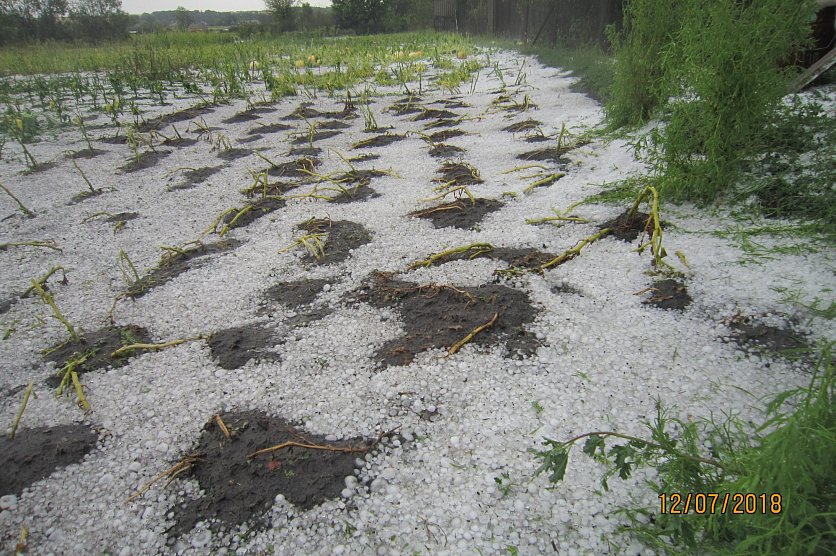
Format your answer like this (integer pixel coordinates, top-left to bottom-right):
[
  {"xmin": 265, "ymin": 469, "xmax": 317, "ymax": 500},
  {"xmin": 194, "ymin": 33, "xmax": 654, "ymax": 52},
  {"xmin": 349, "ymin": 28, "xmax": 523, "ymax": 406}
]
[
  {"xmin": 654, "ymin": 0, "xmax": 815, "ymax": 204},
  {"xmin": 605, "ymin": 0, "xmax": 685, "ymax": 128}
]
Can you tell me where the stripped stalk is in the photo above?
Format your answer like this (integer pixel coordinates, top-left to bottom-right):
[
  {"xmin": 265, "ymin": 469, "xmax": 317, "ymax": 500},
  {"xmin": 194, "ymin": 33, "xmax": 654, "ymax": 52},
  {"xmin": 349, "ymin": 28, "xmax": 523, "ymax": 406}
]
[
  {"xmin": 523, "ymin": 172, "xmax": 565, "ymax": 194},
  {"xmin": 70, "ymin": 371, "xmax": 90, "ymax": 412},
  {"xmin": 22, "ymin": 266, "xmax": 67, "ymax": 298},
  {"xmin": 8, "ymin": 380, "xmax": 34, "ymax": 439},
  {"xmin": 72, "ymin": 159, "xmax": 97, "ymax": 194},
  {"xmin": 30, "ymin": 279, "xmax": 79, "ymax": 342},
  {"xmin": 448, "ymin": 313, "xmax": 498, "ymax": 355},
  {"xmin": 540, "ymin": 229, "xmax": 611, "ymax": 271},
  {"xmin": 0, "ymin": 240, "xmax": 60, "ymax": 251},
  {"xmin": 0, "ymin": 181, "xmax": 34, "ymax": 217},
  {"xmin": 409, "ymin": 243, "xmax": 494, "ymax": 270},
  {"xmin": 111, "ymin": 335, "xmax": 206, "ymax": 358}
]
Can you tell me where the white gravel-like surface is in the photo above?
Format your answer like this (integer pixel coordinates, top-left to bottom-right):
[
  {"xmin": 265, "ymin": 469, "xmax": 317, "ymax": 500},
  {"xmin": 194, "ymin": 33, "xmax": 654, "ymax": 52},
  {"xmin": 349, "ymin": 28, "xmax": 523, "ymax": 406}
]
[{"xmin": 0, "ymin": 50, "xmax": 834, "ymax": 555}]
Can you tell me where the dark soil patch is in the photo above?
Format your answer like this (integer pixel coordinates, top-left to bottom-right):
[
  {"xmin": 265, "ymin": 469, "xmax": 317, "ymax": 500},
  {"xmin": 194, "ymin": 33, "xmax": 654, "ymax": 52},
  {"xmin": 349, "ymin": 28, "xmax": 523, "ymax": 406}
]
[
  {"xmin": 332, "ymin": 169, "xmax": 387, "ymax": 187},
  {"xmin": 248, "ymin": 122, "xmax": 293, "ymax": 135},
  {"xmin": 317, "ymin": 120, "xmax": 352, "ymax": 131},
  {"xmin": 434, "ymin": 161, "xmax": 482, "ymax": 186},
  {"xmin": 503, "ymin": 119, "xmax": 542, "ymax": 133},
  {"xmin": 352, "ymin": 133, "xmax": 405, "ymax": 150},
  {"xmin": 266, "ymin": 157, "xmax": 319, "ymax": 179},
  {"xmin": 239, "ymin": 134, "xmax": 263, "ymax": 144},
  {"xmin": 67, "ymin": 148, "xmax": 108, "ymax": 159},
  {"xmin": 412, "ymin": 108, "xmax": 459, "ymax": 121},
  {"xmin": 409, "ymin": 198, "xmax": 503, "ymax": 229},
  {"xmin": 98, "ymin": 135, "xmax": 128, "ymax": 145},
  {"xmin": 349, "ymin": 272, "xmax": 540, "ymax": 368},
  {"xmin": 102, "ymin": 211, "xmax": 139, "ymax": 223},
  {"xmin": 69, "ymin": 189, "xmax": 105, "ymax": 204},
  {"xmin": 216, "ymin": 148, "xmax": 252, "ymax": 162},
  {"xmin": 524, "ymin": 134, "xmax": 552, "ymax": 143},
  {"xmin": 428, "ymin": 143, "xmax": 465, "ymax": 158},
  {"xmin": 222, "ymin": 112, "xmax": 261, "ymax": 124},
  {"xmin": 517, "ymin": 140, "xmax": 591, "ymax": 163},
  {"xmin": 126, "ymin": 240, "xmax": 242, "ymax": 298},
  {"xmin": 641, "ymin": 279, "xmax": 691, "ymax": 311},
  {"xmin": 283, "ymin": 307, "xmax": 333, "ymax": 328},
  {"xmin": 262, "ymin": 278, "xmax": 333, "ymax": 309},
  {"xmin": 291, "ymin": 130, "xmax": 342, "ymax": 144},
  {"xmin": 414, "ymin": 246, "xmax": 556, "ymax": 270},
  {"xmin": 137, "ymin": 105, "xmax": 215, "ymax": 132},
  {"xmin": 424, "ymin": 118, "xmax": 459, "ymax": 130},
  {"xmin": 327, "ymin": 184, "xmax": 379, "ymax": 204},
  {"xmin": 119, "ymin": 150, "xmax": 172, "ymax": 173},
  {"xmin": 160, "ymin": 137, "xmax": 199, "ymax": 148},
  {"xmin": 0, "ymin": 425, "xmax": 98, "ymax": 496},
  {"xmin": 289, "ymin": 146, "xmax": 322, "ymax": 157},
  {"xmin": 600, "ymin": 210, "xmax": 653, "ymax": 243},
  {"xmin": 728, "ymin": 319, "xmax": 808, "ymax": 355},
  {"xmin": 221, "ymin": 197, "xmax": 286, "ymax": 231},
  {"xmin": 0, "ymin": 296, "xmax": 15, "ymax": 315},
  {"xmin": 25, "ymin": 161, "xmax": 59, "ymax": 174},
  {"xmin": 44, "ymin": 325, "xmax": 151, "ymax": 386},
  {"xmin": 169, "ymin": 411, "xmax": 370, "ymax": 538},
  {"xmin": 208, "ymin": 325, "xmax": 279, "ymax": 370},
  {"xmin": 243, "ymin": 180, "xmax": 298, "ymax": 198},
  {"xmin": 389, "ymin": 97, "xmax": 423, "ymax": 115},
  {"xmin": 282, "ymin": 104, "xmax": 324, "ymax": 120},
  {"xmin": 429, "ymin": 129, "xmax": 466, "ymax": 142},
  {"xmin": 348, "ymin": 153, "xmax": 380, "ymax": 163},
  {"xmin": 298, "ymin": 219, "xmax": 372, "ymax": 265},
  {"xmin": 432, "ymin": 99, "xmax": 469, "ymax": 109},
  {"xmin": 169, "ymin": 165, "xmax": 224, "ymax": 191}
]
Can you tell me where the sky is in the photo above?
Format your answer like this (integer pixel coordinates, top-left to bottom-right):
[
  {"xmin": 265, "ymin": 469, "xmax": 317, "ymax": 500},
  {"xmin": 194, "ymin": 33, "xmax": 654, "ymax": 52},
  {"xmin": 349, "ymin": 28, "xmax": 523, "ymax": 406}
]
[{"xmin": 121, "ymin": 0, "xmax": 330, "ymax": 15}]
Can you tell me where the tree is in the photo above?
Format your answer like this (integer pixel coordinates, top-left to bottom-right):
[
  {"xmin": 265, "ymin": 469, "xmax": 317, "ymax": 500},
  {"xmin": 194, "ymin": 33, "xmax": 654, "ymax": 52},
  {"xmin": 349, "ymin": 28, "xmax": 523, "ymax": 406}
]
[
  {"xmin": 174, "ymin": 5, "xmax": 192, "ymax": 31},
  {"xmin": 69, "ymin": 0, "xmax": 128, "ymax": 42},
  {"xmin": 265, "ymin": 0, "xmax": 297, "ymax": 32},
  {"xmin": 332, "ymin": 0, "xmax": 386, "ymax": 34}
]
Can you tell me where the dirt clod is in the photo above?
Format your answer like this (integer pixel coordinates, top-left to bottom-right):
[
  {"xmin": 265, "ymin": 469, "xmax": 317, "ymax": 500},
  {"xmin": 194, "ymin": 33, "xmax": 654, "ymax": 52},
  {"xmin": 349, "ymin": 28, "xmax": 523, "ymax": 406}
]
[
  {"xmin": 428, "ymin": 143, "xmax": 465, "ymax": 158},
  {"xmin": 262, "ymin": 279, "xmax": 332, "ymax": 310},
  {"xmin": 169, "ymin": 165, "xmax": 223, "ymax": 191},
  {"xmin": 352, "ymin": 134, "xmax": 405, "ymax": 149},
  {"xmin": 120, "ymin": 150, "xmax": 172, "ymax": 173}
]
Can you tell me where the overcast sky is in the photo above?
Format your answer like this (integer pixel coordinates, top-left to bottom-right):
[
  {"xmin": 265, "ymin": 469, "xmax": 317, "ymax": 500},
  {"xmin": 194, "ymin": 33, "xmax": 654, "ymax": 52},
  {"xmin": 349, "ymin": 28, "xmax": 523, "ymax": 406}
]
[{"xmin": 121, "ymin": 0, "xmax": 331, "ymax": 15}]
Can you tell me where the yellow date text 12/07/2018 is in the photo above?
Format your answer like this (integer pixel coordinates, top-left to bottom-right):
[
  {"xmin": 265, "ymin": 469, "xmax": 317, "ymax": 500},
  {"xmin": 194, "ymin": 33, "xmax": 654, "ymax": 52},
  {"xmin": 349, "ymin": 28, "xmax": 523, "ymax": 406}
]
[{"xmin": 659, "ymin": 493, "xmax": 783, "ymax": 515}]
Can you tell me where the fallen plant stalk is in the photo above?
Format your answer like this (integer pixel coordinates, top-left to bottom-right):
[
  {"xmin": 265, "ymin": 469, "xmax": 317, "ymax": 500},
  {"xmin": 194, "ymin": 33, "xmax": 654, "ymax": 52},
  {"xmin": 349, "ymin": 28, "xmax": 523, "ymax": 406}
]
[
  {"xmin": 8, "ymin": 380, "xmax": 34, "ymax": 439},
  {"xmin": 248, "ymin": 440, "xmax": 368, "ymax": 459},
  {"xmin": 0, "ymin": 181, "xmax": 34, "ymax": 217},
  {"xmin": 448, "ymin": 312, "xmax": 498, "ymax": 355},
  {"xmin": 112, "ymin": 335, "xmax": 205, "ymax": 358},
  {"xmin": 128, "ymin": 454, "xmax": 202, "ymax": 502},
  {"xmin": 30, "ymin": 279, "xmax": 80, "ymax": 342},
  {"xmin": 0, "ymin": 240, "xmax": 61, "ymax": 251},
  {"xmin": 540, "ymin": 229, "xmax": 611, "ymax": 271},
  {"xmin": 408, "ymin": 243, "xmax": 493, "ymax": 270}
]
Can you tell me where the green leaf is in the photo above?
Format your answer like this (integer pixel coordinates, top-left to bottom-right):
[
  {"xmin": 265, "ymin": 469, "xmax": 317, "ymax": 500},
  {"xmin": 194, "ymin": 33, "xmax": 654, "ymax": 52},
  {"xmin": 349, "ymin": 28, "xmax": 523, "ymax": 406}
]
[{"xmin": 583, "ymin": 434, "xmax": 606, "ymax": 458}]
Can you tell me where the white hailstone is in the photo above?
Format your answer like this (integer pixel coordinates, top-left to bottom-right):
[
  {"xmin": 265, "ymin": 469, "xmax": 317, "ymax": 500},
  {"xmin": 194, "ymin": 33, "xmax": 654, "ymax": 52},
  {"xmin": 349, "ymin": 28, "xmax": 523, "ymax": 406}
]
[
  {"xmin": 191, "ymin": 529, "xmax": 211, "ymax": 548},
  {"xmin": 99, "ymin": 473, "xmax": 115, "ymax": 485},
  {"xmin": 128, "ymin": 461, "xmax": 142, "ymax": 473},
  {"xmin": 341, "ymin": 488, "xmax": 354, "ymax": 499},
  {"xmin": 381, "ymin": 468, "xmax": 396, "ymax": 481},
  {"xmin": 0, "ymin": 494, "xmax": 18, "ymax": 511},
  {"xmin": 370, "ymin": 478, "xmax": 388, "ymax": 494},
  {"xmin": 118, "ymin": 546, "xmax": 132, "ymax": 556}
]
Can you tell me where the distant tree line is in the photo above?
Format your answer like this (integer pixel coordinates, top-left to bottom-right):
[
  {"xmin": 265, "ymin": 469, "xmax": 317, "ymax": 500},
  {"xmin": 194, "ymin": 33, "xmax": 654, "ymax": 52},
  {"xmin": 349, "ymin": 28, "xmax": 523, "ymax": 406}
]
[
  {"xmin": 0, "ymin": 0, "xmax": 129, "ymax": 44},
  {"xmin": 264, "ymin": 0, "xmax": 431, "ymax": 35}
]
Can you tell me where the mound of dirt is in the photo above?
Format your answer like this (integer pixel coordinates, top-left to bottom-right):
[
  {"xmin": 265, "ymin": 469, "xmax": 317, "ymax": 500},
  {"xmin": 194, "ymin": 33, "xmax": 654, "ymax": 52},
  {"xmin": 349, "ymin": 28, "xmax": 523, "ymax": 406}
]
[
  {"xmin": 0, "ymin": 425, "xmax": 98, "ymax": 496},
  {"xmin": 262, "ymin": 279, "xmax": 332, "ymax": 309},
  {"xmin": 349, "ymin": 272, "xmax": 540, "ymax": 368},
  {"xmin": 169, "ymin": 165, "xmax": 224, "ymax": 191},
  {"xmin": 297, "ymin": 219, "xmax": 373, "ymax": 265},
  {"xmin": 126, "ymin": 240, "xmax": 242, "ymax": 298},
  {"xmin": 208, "ymin": 325, "xmax": 279, "ymax": 370},
  {"xmin": 170, "ymin": 411, "xmax": 371, "ymax": 538},
  {"xmin": 600, "ymin": 210, "xmax": 653, "ymax": 243},
  {"xmin": 119, "ymin": 150, "xmax": 172, "ymax": 173},
  {"xmin": 409, "ymin": 198, "xmax": 502, "ymax": 229},
  {"xmin": 44, "ymin": 325, "xmax": 152, "ymax": 386},
  {"xmin": 640, "ymin": 279, "xmax": 692, "ymax": 311}
]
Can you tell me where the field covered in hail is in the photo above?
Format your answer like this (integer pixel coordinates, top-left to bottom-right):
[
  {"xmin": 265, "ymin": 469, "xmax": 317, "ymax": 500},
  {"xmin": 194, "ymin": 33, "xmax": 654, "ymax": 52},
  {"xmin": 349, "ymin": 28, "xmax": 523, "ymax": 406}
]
[{"xmin": 0, "ymin": 32, "xmax": 833, "ymax": 555}]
